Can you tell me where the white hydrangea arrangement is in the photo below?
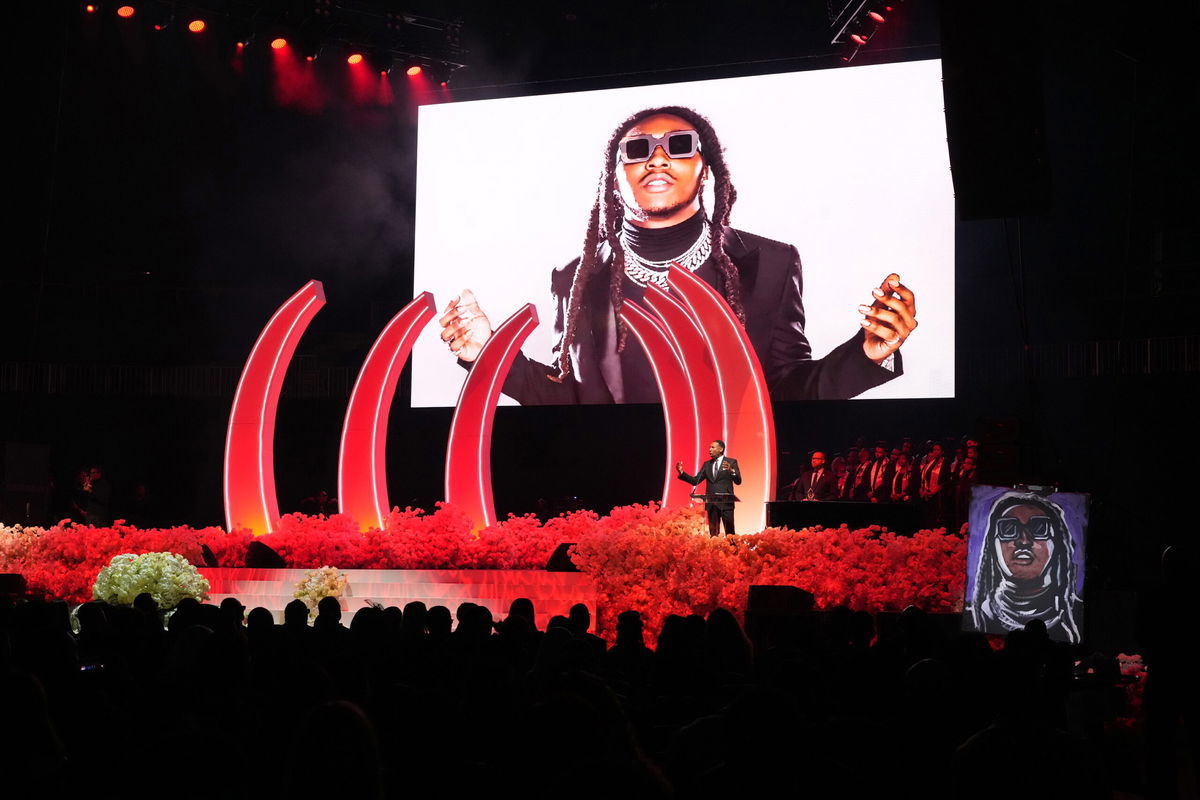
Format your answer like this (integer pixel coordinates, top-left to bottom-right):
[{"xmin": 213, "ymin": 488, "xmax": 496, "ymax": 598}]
[
  {"xmin": 294, "ymin": 566, "xmax": 348, "ymax": 618},
  {"xmin": 92, "ymin": 552, "xmax": 210, "ymax": 608}
]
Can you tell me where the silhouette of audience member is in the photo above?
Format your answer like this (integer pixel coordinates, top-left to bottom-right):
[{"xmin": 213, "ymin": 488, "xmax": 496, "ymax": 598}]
[
  {"xmin": 704, "ymin": 608, "xmax": 752, "ymax": 684},
  {"xmin": 426, "ymin": 605, "xmax": 452, "ymax": 641},
  {"xmin": 218, "ymin": 597, "xmax": 246, "ymax": 631},
  {"xmin": 286, "ymin": 700, "xmax": 383, "ymax": 800},
  {"xmin": 314, "ymin": 596, "xmax": 347, "ymax": 631},
  {"xmin": 568, "ymin": 603, "xmax": 607, "ymax": 667},
  {"xmin": 506, "ymin": 597, "xmax": 537, "ymax": 631}
]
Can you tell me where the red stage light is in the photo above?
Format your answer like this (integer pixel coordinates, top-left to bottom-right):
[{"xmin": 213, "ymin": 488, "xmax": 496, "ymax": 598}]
[
  {"xmin": 347, "ymin": 53, "xmax": 363, "ymax": 65},
  {"xmin": 85, "ymin": 4, "xmax": 96, "ymax": 13},
  {"xmin": 869, "ymin": 11, "xmax": 885, "ymax": 22},
  {"xmin": 236, "ymin": 41, "xmax": 245, "ymax": 50},
  {"xmin": 271, "ymin": 37, "xmax": 287, "ymax": 50},
  {"xmin": 117, "ymin": 5, "xmax": 135, "ymax": 18},
  {"xmin": 441, "ymin": 81, "xmax": 448, "ymax": 87},
  {"xmin": 406, "ymin": 65, "xmax": 422, "ymax": 77},
  {"xmin": 188, "ymin": 19, "xmax": 205, "ymax": 33},
  {"xmin": 851, "ymin": 33, "xmax": 868, "ymax": 45},
  {"xmin": 306, "ymin": 55, "xmax": 314, "ymax": 62}
]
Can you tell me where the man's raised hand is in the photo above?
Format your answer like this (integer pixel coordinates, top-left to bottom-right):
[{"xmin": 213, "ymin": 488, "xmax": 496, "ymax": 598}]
[
  {"xmin": 438, "ymin": 289, "xmax": 493, "ymax": 363},
  {"xmin": 858, "ymin": 273, "xmax": 917, "ymax": 364}
]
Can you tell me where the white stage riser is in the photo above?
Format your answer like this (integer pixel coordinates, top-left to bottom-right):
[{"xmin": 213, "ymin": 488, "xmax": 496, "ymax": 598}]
[{"xmin": 199, "ymin": 567, "xmax": 597, "ymax": 630}]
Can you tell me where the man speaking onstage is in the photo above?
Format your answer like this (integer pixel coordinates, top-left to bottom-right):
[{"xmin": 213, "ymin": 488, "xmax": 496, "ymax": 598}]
[
  {"xmin": 438, "ymin": 106, "xmax": 919, "ymax": 403},
  {"xmin": 676, "ymin": 440, "xmax": 741, "ymax": 536}
]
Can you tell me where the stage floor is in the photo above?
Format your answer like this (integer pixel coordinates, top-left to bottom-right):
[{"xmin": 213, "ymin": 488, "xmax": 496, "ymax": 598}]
[{"xmin": 199, "ymin": 567, "xmax": 596, "ymax": 630}]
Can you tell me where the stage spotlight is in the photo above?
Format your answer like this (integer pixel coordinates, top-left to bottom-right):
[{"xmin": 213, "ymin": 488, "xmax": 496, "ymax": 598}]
[
  {"xmin": 869, "ymin": 10, "xmax": 885, "ymax": 22},
  {"xmin": 347, "ymin": 53, "xmax": 363, "ymax": 65},
  {"xmin": 406, "ymin": 65, "xmax": 421, "ymax": 77},
  {"xmin": 188, "ymin": 19, "xmax": 205, "ymax": 33},
  {"xmin": 85, "ymin": 4, "xmax": 96, "ymax": 13},
  {"xmin": 271, "ymin": 37, "xmax": 287, "ymax": 50},
  {"xmin": 116, "ymin": 5, "xmax": 135, "ymax": 17}
]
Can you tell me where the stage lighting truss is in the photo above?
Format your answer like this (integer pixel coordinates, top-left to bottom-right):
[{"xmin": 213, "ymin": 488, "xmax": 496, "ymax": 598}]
[
  {"xmin": 829, "ymin": 0, "xmax": 901, "ymax": 63},
  {"xmin": 90, "ymin": 0, "xmax": 467, "ymax": 81}
]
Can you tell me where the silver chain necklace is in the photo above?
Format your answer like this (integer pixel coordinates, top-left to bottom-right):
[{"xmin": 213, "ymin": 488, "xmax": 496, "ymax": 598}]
[{"xmin": 619, "ymin": 225, "xmax": 712, "ymax": 289}]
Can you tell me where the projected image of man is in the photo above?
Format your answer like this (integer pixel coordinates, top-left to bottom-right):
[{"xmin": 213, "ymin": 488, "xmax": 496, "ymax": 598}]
[{"xmin": 438, "ymin": 106, "xmax": 919, "ymax": 404}]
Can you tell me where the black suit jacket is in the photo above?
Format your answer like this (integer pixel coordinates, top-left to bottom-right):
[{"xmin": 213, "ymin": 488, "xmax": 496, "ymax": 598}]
[
  {"xmin": 795, "ymin": 467, "xmax": 836, "ymax": 501},
  {"xmin": 867, "ymin": 458, "xmax": 894, "ymax": 502},
  {"xmin": 677, "ymin": 457, "xmax": 741, "ymax": 508},
  {"xmin": 497, "ymin": 227, "xmax": 902, "ymax": 404}
]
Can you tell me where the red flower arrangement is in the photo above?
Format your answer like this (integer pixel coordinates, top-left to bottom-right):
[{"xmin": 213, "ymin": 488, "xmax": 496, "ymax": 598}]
[
  {"xmin": 569, "ymin": 505, "xmax": 967, "ymax": 641},
  {"xmin": 0, "ymin": 521, "xmax": 251, "ymax": 604},
  {"xmin": 1, "ymin": 505, "xmax": 967, "ymax": 640}
]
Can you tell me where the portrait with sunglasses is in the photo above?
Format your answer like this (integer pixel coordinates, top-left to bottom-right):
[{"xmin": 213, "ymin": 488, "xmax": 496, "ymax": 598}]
[{"xmin": 965, "ymin": 489, "xmax": 1085, "ymax": 643}]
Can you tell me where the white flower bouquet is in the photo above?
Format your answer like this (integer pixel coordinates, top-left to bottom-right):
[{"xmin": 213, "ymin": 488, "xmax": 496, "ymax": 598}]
[
  {"xmin": 294, "ymin": 565, "xmax": 348, "ymax": 617},
  {"xmin": 92, "ymin": 552, "xmax": 210, "ymax": 608}
]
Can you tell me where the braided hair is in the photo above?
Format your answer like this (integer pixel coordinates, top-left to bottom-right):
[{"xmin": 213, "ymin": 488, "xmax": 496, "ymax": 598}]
[{"xmin": 554, "ymin": 106, "xmax": 745, "ymax": 381}]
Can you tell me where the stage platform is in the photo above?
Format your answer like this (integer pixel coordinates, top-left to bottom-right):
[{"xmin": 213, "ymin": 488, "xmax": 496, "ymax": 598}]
[{"xmin": 199, "ymin": 567, "xmax": 596, "ymax": 630}]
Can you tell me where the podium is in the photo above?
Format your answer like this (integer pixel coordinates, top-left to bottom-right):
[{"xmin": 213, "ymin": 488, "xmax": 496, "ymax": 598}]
[{"xmin": 689, "ymin": 493, "xmax": 741, "ymax": 536}]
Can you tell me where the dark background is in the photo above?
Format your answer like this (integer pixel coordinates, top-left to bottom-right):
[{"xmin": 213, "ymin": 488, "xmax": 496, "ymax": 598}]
[{"xmin": 4, "ymin": 2, "xmax": 1197, "ymax": 592}]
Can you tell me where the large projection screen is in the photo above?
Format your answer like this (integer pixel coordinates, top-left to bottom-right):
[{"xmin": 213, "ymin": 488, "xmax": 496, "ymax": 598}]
[{"xmin": 412, "ymin": 59, "xmax": 954, "ymax": 407}]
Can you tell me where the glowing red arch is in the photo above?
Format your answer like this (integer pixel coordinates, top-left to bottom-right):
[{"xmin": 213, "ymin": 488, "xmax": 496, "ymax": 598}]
[
  {"xmin": 444, "ymin": 304, "xmax": 539, "ymax": 531},
  {"xmin": 667, "ymin": 265, "xmax": 776, "ymax": 532},
  {"xmin": 620, "ymin": 300, "xmax": 700, "ymax": 508},
  {"xmin": 642, "ymin": 285, "xmax": 725, "ymax": 457},
  {"xmin": 224, "ymin": 280, "xmax": 326, "ymax": 534},
  {"xmin": 338, "ymin": 292, "xmax": 437, "ymax": 530}
]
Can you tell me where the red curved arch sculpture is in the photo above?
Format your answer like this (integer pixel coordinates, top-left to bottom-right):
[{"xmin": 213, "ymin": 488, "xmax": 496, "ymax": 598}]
[
  {"xmin": 338, "ymin": 292, "xmax": 437, "ymax": 530},
  {"xmin": 224, "ymin": 280, "xmax": 326, "ymax": 535},
  {"xmin": 444, "ymin": 304, "xmax": 539, "ymax": 531}
]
